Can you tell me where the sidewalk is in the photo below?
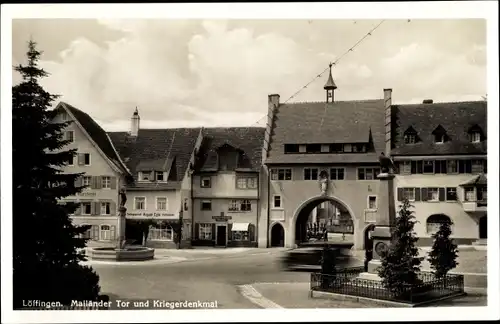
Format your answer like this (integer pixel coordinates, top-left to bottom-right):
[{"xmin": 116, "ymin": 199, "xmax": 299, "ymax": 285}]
[
  {"xmin": 82, "ymin": 246, "xmax": 289, "ymax": 266},
  {"xmin": 242, "ymin": 282, "xmax": 487, "ymax": 309}
]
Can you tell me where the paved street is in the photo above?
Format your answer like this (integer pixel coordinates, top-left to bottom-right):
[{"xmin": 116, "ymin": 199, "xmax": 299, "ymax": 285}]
[
  {"xmin": 89, "ymin": 248, "xmax": 312, "ymax": 309},
  {"xmin": 87, "ymin": 248, "xmax": 487, "ymax": 309}
]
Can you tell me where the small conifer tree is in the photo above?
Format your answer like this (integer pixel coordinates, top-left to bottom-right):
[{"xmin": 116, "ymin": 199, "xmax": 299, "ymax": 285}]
[
  {"xmin": 428, "ymin": 220, "xmax": 459, "ymax": 279},
  {"xmin": 378, "ymin": 197, "xmax": 422, "ymax": 297}
]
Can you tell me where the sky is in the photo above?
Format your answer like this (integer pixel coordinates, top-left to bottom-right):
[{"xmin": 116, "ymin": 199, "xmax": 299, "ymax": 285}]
[{"xmin": 12, "ymin": 18, "xmax": 487, "ymax": 131}]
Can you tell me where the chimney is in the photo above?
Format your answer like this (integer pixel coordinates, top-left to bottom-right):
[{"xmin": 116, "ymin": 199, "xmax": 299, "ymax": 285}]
[
  {"xmin": 262, "ymin": 94, "xmax": 280, "ymax": 162},
  {"xmin": 130, "ymin": 107, "xmax": 140, "ymax": 137},
  {"xmin": 383, "ymin": 88, "xmax": 392, "ymax": 156},
  {"xmin": 422, "ymin": 99, "xmax": 433, "ymax": 104}
]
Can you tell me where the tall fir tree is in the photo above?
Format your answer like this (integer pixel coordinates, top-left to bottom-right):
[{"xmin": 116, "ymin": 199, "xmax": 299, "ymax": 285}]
[
  {"xmin": 428, "ymin": 220, "xmax": 459, "ymax": 279},
  {"xmin": 378, "ymin": 197, "xmax": 422, "ymax": 297},
  {"xmin": 12, "ymin": 40, "xmax": 101, "ymax": 308}
]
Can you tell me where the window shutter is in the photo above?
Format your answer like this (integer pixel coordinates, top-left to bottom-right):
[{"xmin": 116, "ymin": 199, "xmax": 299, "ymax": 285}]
[
  {"xmin": 92, "ymin": 225, "xmax": 99, "ymax": 240},
  {"xmin": 63, "ymin": 131, "xmax": 68, "ymax": 141},
  {"xmin": 96, "ymin": 176, "xmax": 102, "ymax": 189},
  {"xmin": 438, "ymin": 188, "xmax": 445, "ymax": 201},
  {"xmin": 110, "ymin": 225, "xmax": 116, "ymax": 240},
  {"xmin": 440, "ymin": 160, "xmax": 447, "ymax": 174},
  {"xmin": 75, "ymin": 176, "xmax": 82, "ymax": 187},
  {"xmin": 248, "ymin": 224, "xmax": 255, "ymax": 242},
  {"xmin": 416, "ymin": 161, "xmax": 423, "ymax": 174},
  {"xmin": 227, "ymin": 224, "xmax": 232, "ymax": 241},
  {"xmin": 421, "ymin": 188, "xmax": 428, "ymax": 201},
  {"xmin": 78, "ymin": 153, "xmax": 85, "ymax": 165},
  {"xmin": 211, "ymin": 224, "xmax": 216, "ymax": 241},
  {"xmin": 89, "ymin": 202, "xmax": 95, "ymax": 215},
  {"xmin": 415, "ymin": 188, "xmax": 421, "ymax": 201},
  {"xmin": 195, "ymin": 223, "xmax": 200, "ymax": 240},
  {"xmin": 110, "ymin": 202, "xmax": 116, "ymax": 216},
  {"xmin": 90, "ymin": 176, "xmax": 96, "ymax": 189},
  {"xmin": 465, "ymin": 160, "xmax": 472, "ymax": 174},
  {"xmin": 74, "ymin": 203, "xmax": 82, "ymax": 216},
  {"xmin": 111, "ymin": 177, "xmax": 117, "ymax": 189},
  {"xmin": 435, "ymin": 160, "xmax": 441, "ymax": 174},
  {"xmin": 97, "ymin": 202, "xmax": 103, "ymax": 215},
  {"xmin": 397, "ymin": 188, "xmax": 403, "ymax": 201},
  {"xmin": 410, "ymin": 161, "xmax": 416, "ymax": 174}
]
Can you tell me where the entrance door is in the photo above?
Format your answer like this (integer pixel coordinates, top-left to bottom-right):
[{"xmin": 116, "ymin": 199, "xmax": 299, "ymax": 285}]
[
  {"xmin": 216, "ymin": 225, "xmax": 227, "ymax": 247},
  {"xmin": 479, "ymin": 216, "xmax": 487, "ymax": 239},
  {"xmin": 270, "ymin": 223, "xmax": 285, "ymax": 247}
]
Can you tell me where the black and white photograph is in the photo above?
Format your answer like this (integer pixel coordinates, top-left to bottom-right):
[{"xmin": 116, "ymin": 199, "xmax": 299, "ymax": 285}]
[{"xmin": 1, "ymin": 2, "xmax": 499, "ymax": 323}]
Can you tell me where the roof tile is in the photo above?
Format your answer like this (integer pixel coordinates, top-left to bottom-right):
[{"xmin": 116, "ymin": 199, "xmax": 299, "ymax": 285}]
[
  {"xmin": 267, "ymin": 99, "xmax": 386, "ymax": 164},
  {"xmin": 58, "ymin": 102, "xmax": 129, "ymax": 174},
  {"xmin": 391, "ymin": 101, "xmax": 487, "ymax": 155}
]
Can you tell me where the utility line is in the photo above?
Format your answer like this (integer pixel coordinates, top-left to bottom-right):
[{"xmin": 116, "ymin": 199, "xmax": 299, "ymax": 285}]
[{"xmin": 250, "ymin": 19, "xmax": 391, "ymax": 129}]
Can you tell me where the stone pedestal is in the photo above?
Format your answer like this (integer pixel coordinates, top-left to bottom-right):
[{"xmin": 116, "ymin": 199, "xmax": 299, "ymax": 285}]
[
  {"xmin": 117, "ymin": 206, "xmax": 127, "ymax": 249},
  {"xmin": 358, "ymin": 172, "xmax": 396, "ymax": 280}
]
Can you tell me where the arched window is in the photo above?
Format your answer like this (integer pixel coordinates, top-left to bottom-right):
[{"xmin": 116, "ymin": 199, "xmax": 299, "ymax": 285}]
[
  {"xmin": 149, "ymin": 222, "xmax": 173, "ymax": 241},
  {"xmin": 426, "ymin": 214, "xmax": 451, "ymax": 234},
  {"xmin": 100, "ymin": 225, "xmax": 111, "ymax": 241}
]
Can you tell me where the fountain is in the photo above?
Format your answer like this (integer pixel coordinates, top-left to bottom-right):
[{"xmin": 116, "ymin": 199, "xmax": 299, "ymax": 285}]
[{"xmin": 89, "ymin": 187, "xmax": 155, "ymax": 262}]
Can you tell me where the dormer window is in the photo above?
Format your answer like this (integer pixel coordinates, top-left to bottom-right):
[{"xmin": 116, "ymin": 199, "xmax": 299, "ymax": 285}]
[
  {"xmin": 352, "ymin": 144, "xmax": 365, "ymax": 152},
  {"xmin": 470, "ymin": 132, "xmax": 481, "ymax": 143},
  {"xmin": 140, "ymin": 171, "xmax": 152, "ymax": 181},
  {"xmin": 155, "ymin": 171, "xmax": 164, "ymax": 182},
  {"xmin": 432, "ymin": 125, "xmax": 448, "ymax": 144},
  {"xmin": 404, "ymin": 134, "xmax": 416, "ymax": 144},
  {"xmin": 434, "ymin": 134, "xmax": 445, "ymax": 144},
  {"xmin": 468, "ymin": 125, "xmax": 484, "ymax": 143},
  {"xmin": 403, "ymin": 127, "xmax": 418, "ymax": 144}
]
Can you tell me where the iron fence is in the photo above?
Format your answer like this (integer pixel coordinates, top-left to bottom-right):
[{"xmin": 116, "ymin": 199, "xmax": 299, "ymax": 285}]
[{"xmin": 311, "ymin": 268, "xmax": 465, "ymax": 304}]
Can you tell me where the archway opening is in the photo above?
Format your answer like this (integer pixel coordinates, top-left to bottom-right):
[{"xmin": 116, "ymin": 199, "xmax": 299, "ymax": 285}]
[
  {"xmin": 270, "ymin": 223, "xmax": 285, "ymax": 247},
  {"xmin": 479, "ymin": 216, "xmax": 487, "ymax": 239},
  {"xmin": 295, "ymin": 197, "xmax": 354, "ymax": 246},
  {"xmin": 426, "ymin": 214, "xmax": 452, "ymax": 235}
]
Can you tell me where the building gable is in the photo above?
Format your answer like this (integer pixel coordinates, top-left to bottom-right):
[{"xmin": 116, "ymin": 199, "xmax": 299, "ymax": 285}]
[{"xmin": 54, "ymin": 102, "xmax": 130, "ymax": 176}]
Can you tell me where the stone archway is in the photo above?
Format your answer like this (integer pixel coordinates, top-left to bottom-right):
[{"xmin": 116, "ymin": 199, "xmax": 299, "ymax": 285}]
[
  {"xmin": 479, "ymin": 216, "xmax": 487, "ymax": 239},
  {"xmin": 291, "ymin": 195, "xmax": 356, "ymax": 247},
  {"xmin": 270, "ymin": 223, "xmax": 285, "ymax": 247}
]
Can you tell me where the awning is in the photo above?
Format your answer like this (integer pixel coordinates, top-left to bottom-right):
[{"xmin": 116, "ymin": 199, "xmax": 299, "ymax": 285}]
[
  {"xmin": 231, "ymin": 223, "xmax": 250, "ymax": 231},
  {"xmin": 460, "ymin": 174, "xmax": 487, "ymax": 186}
]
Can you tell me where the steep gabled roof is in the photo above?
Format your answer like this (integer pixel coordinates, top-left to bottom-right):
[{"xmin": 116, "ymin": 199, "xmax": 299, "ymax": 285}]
[
  {"xmin": 55, "ymin": 102, "xmax": 130, "ymax": 175},
  {"xmin": 266, "ymin": 99, "xmax": 386, "ymax": 164},
  {"xmin": 196, "ymin": 127, "xmax": 266, "ymax": 172},
  {"xmin": 108, "ymin": 128, "xmax": 202, "ymax": 190},
  {"xmin": 391, "ymin": 101, "xmax": 487, "ymax": 155}
]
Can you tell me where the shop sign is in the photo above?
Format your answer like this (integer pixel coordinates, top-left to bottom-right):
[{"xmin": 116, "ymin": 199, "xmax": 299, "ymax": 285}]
[{"xmin": 126, "ymin": 212, "xmax": 176, "ymax": 218}]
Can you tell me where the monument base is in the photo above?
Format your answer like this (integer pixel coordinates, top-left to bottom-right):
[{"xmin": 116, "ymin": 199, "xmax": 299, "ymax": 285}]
[
  {"xmin": 357, "ymin": 259, "xmax": 384, "ymax": 282},
  {"xmin": 356, "ymin": 272, "xmax": 384, "ymax": 282}
]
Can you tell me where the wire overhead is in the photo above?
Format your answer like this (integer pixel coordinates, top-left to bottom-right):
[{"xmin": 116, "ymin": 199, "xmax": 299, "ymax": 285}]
[
  {"xmin": 283, "ymin": 19, "xmax": 386, "ymax": 104},
  {"xmin": 250, "ymin": 19, "xmax": 411, "ymax": 129}
]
